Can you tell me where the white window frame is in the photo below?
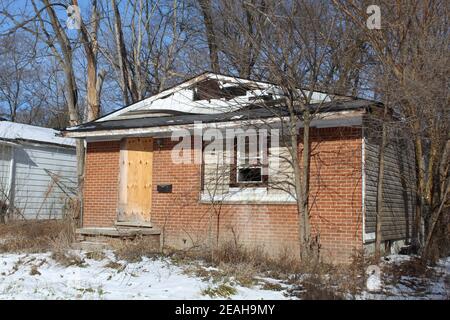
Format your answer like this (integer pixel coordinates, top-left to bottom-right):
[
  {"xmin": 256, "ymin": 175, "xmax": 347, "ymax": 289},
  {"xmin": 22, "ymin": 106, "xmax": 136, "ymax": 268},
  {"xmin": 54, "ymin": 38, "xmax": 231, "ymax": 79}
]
[{"xmin": 236, "ymin": 133, "xmax": 264, "ymax": 184}]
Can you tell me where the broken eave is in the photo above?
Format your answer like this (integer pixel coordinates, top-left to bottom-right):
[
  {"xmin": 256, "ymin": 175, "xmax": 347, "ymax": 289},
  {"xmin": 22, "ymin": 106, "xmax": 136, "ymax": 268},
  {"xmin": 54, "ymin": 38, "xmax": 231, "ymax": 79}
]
[{"xmin": 62, "ymin": 104, "xmax": 373, "ymax": 139}]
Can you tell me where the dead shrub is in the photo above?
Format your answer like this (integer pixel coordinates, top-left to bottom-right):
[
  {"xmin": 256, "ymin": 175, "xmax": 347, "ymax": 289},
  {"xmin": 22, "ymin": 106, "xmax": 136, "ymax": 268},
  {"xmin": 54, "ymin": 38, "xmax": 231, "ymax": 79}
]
[
  {"xmin": 111, "ymin": 236, "xmax": 160, "ymax": 262},
  {"xmin": 210, "ymin": 241, "xmax": 260, "ymax": 264},
  {"xmin": 383, "ymin": 256, "xmax": 438, "ymax": 286}
]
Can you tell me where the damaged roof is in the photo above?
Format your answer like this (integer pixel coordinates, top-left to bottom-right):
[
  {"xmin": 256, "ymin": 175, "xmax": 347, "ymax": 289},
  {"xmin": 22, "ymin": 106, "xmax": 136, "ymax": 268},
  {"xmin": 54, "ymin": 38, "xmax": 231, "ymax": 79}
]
[
  {"xmin": 63, "ymin": 72, "xmax": 380, "ymax": 137},
  {"xmin": 65, "ymin": 99, "xmax": 379, "ymax": 133}
]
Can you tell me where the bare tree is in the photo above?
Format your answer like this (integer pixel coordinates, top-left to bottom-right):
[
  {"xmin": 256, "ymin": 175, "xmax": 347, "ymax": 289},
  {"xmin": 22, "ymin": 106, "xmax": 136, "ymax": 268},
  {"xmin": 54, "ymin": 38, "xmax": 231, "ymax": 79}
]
[
  {"xmin": 101, "ymin": 0, "xmax": 193, "ymax": 104},
  {"xmin": 334, "ymin": 0, "xmax": 450, "ymax": 262},
  {"xmin": 74, "ymin": 0, "xmax": 106, "ymax": 121},
  {"xmin": 194, "ymin": 1, "xmax": 368, "ymax": 261},
  {"xmin": 0, "ymin": 0, "xmax": 111, "ymax": 221},
  {"xmin": 197, "ymin": 0, "xmax": 220, "ymax": 73},
  {"xmin": 0, "ymin": 33, "xmax": 40, "ymax": 122}
]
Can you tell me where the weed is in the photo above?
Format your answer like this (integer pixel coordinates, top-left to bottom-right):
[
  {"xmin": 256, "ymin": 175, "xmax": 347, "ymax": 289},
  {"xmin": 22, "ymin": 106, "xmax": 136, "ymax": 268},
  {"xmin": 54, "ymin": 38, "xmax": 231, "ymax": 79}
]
[
  {"xmin": 201, "ymin": 283, "xmax": 237, "ymax": 298},
  {"xmin": 111, "ymin": 237, "xmax": 159, "ymax": 262},
  {"xmin": 29, "ymin": 265, "xmax": 41, "ymax": 276},
  {"xmin": 85, "ymin": 251, "xmax": 107, "ymax": 261},
  {"xmin": 104, "ymin": 260, "xmax": 125, "ymax": 271},
  {"xmin": 51, "ymin": 251, "xmax": 86, "ymax": 267}
]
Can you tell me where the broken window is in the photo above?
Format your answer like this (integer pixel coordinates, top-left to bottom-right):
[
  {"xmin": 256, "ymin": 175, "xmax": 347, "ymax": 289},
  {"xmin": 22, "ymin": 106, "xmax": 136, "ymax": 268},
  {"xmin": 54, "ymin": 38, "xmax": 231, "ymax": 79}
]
[{"xmin": 231, "ymin": 133, "xmax": 268, "ymax": 187}]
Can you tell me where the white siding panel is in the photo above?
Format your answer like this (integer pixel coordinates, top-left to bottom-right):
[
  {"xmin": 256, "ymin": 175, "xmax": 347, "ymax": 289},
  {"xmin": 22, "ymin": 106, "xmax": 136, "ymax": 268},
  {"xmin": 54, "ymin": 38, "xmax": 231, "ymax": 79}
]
[
  {"xmin": 12, "ymin": 144, "xmax": 77, "ymax": 219},
  {"xmin": 0, "ymin": 145, "xmax": 12, "ymax": 201}
]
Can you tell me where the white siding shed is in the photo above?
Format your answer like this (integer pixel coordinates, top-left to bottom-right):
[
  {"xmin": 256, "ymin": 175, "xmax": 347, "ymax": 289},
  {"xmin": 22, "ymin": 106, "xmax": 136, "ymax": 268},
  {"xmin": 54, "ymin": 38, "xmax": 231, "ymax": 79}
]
[{"xmin": 0, "ymin": 121, "xmax": 77, "ymax": 220}]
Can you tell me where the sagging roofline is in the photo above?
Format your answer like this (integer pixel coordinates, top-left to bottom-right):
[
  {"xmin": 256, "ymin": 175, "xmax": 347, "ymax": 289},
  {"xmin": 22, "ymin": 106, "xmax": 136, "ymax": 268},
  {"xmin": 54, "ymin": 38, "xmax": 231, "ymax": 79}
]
[
  {"xmin": 85, "ymin": 71, "xmax": 379, "ymax": 124},
  {"xmin": 62, "ymin": 109, "xmax": 369, "ymax": 139}
]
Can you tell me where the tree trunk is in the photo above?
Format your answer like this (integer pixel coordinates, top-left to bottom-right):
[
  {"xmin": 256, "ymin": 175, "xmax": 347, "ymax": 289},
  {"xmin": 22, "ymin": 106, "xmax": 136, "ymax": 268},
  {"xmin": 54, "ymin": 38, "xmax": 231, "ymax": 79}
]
[
  {"xmin": 412, "ymin": 135, "xmax": 426, "ymax": 248},
  {"xmin": 112, "ymin": 0, "xmax": 132, "ymax": 105},
  {"xmin": 86, "ymin": 54, "xmax": 99, "ymax": 121},
  {"xmin": 301, "ymin": 113, "xmax": 311, "ymax": 260},
  {"xmin": 289, "ymin": 106, "xmax": 312, "ymax": 262},
  {"xmin": 198, "ymin": 0, "xmax": 220, "ymax": 73}
]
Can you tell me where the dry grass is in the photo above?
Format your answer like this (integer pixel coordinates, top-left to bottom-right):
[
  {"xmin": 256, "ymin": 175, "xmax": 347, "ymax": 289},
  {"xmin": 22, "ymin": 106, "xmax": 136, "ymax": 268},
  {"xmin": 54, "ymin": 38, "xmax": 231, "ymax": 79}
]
[
  {"xmin": 0, "ymin": 219, "xmax": 75, "ymax": 253},
  {"xmin": 85, "ymin": 251, "xmax": 107, "ymax": 261},
  {"xmin": 381, "ymin": 256, "xmax": 443, "ymax": 295},
  {"xmin": 0, "ymin": 220, "xmax": 372, "ymax": 299},
  {"xmin": 110, "ymin": 236, "xmax": 160, "ymax": 262},
  {"xmin": 104, "ymin": 260, "xmax": 125, "ymax": 271},
  {"xmin": 383, "ymin": 256, "xmax": 434, "ymax": 279},
  {"xmin": 171, "ymin": 242, "xmax": 371, "ymax": 299},
  {"xmin": 51, "ymin": 251, "xmax": 86, "ymax": 267},
  {"xmin": 29, "ymin": 265, "xmax": 42, "ymax": 276},
  {"xmin": 201, "ymin": 283, "xmax": 237, "ymax": 298},
  {"xmin": 287, "ymin": 251, "xmax": 369, "ymax": 300}
]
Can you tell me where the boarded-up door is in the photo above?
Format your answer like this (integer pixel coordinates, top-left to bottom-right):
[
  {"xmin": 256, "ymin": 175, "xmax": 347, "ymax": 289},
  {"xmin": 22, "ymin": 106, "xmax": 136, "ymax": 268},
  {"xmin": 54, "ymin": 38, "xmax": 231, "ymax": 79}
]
[{"xmin": 118, "ymin": 137, "xmax": 153, "ymax": 222}]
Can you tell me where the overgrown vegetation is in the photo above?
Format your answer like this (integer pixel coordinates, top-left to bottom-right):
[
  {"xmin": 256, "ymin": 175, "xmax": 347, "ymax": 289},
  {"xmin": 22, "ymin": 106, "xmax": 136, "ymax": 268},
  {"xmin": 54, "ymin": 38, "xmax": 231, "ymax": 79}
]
[
  {"xmin": 0, "ymin": 218, "xmax": 74, "ymax": 253},
  {"xmin": 167, "ymin": 241, "xmax": 371, "ymax": 299},
  {"xmin": 0, "ymin": 220, "xmax": 447, "ymax": 299},
  {"xmin": 110, "ymin": 236, "xmax": 160, "ymax": 263}
]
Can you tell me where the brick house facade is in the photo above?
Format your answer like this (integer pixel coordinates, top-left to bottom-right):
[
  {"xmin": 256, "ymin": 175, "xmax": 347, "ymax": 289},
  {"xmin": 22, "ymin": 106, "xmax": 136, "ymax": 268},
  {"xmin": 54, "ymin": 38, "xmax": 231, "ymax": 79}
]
[
  {"xmin": 66, "ymin": 73, "xmax": 415, "ymax": 264},
  {"xmin": 82, "ymin": 127, "xmax": 364, "ymax": 263}
]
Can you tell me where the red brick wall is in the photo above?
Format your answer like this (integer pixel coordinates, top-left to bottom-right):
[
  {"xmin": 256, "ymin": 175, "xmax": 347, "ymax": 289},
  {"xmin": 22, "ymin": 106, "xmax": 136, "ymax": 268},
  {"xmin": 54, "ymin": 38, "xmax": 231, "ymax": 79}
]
[
  {"xmin": 82, "ymin": 127, "xmax": 363, "ymax": 263},
  {"xmin": 308, "ymin": 127, "xmax": 363, "ymax": 261},
  {"xmin": 83, "ymin": 141, "xmax": 120, "ymax": 227}
]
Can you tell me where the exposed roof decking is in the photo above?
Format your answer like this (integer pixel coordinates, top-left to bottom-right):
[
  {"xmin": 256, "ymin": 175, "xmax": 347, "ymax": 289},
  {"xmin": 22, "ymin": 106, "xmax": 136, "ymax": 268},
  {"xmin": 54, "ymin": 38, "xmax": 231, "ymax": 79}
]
[{"xmin": 91, "ymin": 72, "xmax": 340, "ymax": 123}]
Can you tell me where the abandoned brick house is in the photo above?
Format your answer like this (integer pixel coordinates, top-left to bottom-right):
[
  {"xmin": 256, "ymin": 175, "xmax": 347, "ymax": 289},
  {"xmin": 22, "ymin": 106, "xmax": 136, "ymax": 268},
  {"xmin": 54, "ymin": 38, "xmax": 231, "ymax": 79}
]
[{"xmin": 63, "ymin": 72, "xmax": 416, "ymax": 263}]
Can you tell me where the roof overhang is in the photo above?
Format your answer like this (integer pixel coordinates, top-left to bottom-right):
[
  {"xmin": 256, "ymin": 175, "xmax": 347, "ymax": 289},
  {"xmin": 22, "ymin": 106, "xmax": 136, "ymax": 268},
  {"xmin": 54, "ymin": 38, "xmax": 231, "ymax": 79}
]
[{"xmin": 63, "ymin": 110, "xmax": 365, "ymax": 141}]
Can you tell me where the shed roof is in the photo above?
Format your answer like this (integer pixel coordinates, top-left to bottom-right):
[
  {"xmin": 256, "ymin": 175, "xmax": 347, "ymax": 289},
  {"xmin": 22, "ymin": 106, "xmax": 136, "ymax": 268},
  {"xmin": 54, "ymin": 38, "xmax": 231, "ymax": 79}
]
[{"xmin": 0, "ymin": 121, "xmax": 76, "ymax": 147}]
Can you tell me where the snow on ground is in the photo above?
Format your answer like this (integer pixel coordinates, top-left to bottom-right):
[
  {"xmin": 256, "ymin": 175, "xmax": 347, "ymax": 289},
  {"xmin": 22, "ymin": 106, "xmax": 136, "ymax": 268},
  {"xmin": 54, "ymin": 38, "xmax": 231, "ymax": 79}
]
[
  {"xmin": 0, "ymin": 250, "xmax": 290, "ymax": 300},
  {"xmin": 357, "ymin": 255, "xmax": 450, "ymax": 300},
  {"xmin": 1, "ymin": 250, "xmax": 448, "ymax": 300}
]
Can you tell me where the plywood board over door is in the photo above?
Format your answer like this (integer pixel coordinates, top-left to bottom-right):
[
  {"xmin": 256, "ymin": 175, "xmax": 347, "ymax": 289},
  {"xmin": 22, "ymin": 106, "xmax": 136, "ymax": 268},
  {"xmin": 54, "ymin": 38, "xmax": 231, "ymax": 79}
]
[{"xmin": 118, "ymin": 137, "xmax": 153, "ymax": 222}]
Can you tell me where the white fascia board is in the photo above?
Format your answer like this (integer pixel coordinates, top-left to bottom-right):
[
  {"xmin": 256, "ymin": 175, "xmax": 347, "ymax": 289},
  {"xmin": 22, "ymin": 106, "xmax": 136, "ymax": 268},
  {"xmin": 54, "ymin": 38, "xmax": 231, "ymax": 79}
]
[{"xmin": 64, "ymin": 111, "xmax": 364, "ymax": 139}]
